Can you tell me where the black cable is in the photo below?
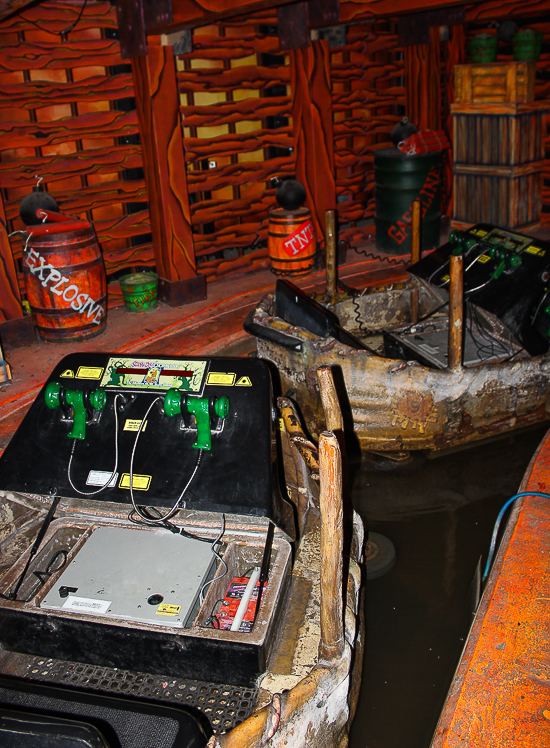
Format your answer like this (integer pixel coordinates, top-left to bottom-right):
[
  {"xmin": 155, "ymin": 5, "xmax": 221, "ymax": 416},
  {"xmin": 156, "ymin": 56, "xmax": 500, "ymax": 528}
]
[
  {"xmin": 127, "ymin": 396, "xmax": 203, "ymax": 526},
  {"xmin": 67, "ymin": 394, "xmax": 121, "ymax": 497},
  {"xmin": 20, "ymin": 0, "xmax": 88, "ymax": 36}
]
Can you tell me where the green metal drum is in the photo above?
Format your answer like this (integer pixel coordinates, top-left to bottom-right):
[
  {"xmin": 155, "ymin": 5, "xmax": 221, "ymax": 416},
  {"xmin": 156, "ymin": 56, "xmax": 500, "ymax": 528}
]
[{"xmin": 375, "ymin": 148, "xmax": 442, "ymax": 255}]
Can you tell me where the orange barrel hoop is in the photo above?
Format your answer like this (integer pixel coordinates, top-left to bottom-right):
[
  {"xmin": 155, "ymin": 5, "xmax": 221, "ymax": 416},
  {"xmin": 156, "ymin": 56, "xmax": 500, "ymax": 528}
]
[
  {"xmin": 22, "ymin": 224, "xmax": 107, "ymax": 342},
  {"xmin": 268, "ymin": 206, "xmax": 316, "ymax": 276}
]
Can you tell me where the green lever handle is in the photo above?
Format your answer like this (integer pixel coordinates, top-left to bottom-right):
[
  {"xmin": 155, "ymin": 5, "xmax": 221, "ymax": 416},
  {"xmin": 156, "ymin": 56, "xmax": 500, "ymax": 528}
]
[
  {"xmin": 449, "ymin": 230, "xmax": 464, "ymax": 255},
  {"xmin": 45, "ymin": 381, "xmax": 106, "ymax": 440},
  {"xmin": 163, "ymin": 390, "xmax": 229, "ymax": 450}
]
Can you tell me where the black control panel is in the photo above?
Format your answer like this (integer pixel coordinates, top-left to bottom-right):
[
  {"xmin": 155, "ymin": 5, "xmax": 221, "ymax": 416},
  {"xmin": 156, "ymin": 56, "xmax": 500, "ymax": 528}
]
[
  {"xmin": 409, "ymin": 224, "xmax": 550, "ymax": 356},
  {"xmin": 0, "ymin": 353, "xmax": 283, "ymax": 522}
]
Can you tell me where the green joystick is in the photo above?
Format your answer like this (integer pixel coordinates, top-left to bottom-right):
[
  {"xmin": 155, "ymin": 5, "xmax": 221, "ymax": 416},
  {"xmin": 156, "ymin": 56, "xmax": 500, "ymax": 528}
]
[
  {"xmin": 45, "ymin": 381, "xmax": 106, "ymax": 440},
  {"xmin": 163, "ymin": 390, "xmax": 229, "ymax": 450},
  {"xmin": 489, "ymin": 245, "xmax": 507, "ymax": 280},
  {"xmin": 449, "ymin": 230, "xmax": 465, "ymax": 256}
]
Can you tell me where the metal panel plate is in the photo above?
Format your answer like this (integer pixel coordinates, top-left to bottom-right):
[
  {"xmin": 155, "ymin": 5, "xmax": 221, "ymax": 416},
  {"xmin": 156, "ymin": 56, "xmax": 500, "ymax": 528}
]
[{"xmin": 41, "ymin": 526, "xmax": 217, "ymax": 628}]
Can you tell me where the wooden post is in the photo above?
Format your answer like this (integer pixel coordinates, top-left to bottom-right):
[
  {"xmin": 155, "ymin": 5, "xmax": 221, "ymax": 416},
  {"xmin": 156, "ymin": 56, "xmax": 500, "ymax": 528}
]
[
  {"xmin": 131, "ymin": 45, "xmax": 206, "ymax": 307},
  {"xmin": 448, "ymin": 254, "xmax": 464, "ymax": 370},
  {"xmin": 325, "ymin": 209, "xmax": 337, "ymax": 305},
  {"xmin": 410, "ymin": 198, "xmax": 421, "ymax": 323},
  {"xmin": 317, "ymin": 365, "xmax": 343, "ymax": 433},
  {"xmin": 0, "ymin": 196, "xmax": 23, "ymax": 324},
  {"xmin": 318, "ymin": 430, "xmax": 344, "ymax": 662},
  {"xmin": 290, "ymin": 40, "xmax": 336, "ymax": 248}
]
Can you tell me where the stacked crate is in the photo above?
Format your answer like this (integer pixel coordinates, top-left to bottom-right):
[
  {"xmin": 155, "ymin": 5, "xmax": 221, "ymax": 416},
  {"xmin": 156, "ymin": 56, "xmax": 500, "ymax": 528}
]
[{"xmin": 451, "ymin": 62, "xmax": 548, "ymax": 230}]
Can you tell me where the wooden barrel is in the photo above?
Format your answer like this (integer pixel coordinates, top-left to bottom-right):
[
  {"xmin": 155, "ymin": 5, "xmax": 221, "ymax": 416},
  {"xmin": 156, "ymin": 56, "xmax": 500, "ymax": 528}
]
[
  {"xmin": 268, "ymin": 206, "xmax": 316, "ymax": 276},
  {"xmin": 22, "ymin": 224, "xmax": 107, "ymax": 342}
]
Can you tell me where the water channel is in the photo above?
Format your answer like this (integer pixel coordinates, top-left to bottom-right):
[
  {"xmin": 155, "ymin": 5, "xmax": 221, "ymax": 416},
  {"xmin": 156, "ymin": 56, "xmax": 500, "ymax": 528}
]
[{"xmin": 348, "ymin": 422, "xmax": 548, "ymax": 748}]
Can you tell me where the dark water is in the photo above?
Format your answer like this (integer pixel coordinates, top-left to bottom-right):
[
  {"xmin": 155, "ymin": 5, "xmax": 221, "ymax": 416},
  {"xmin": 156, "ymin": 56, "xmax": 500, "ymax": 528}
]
[{"xmin": 348, "ymin": 423, "xmax": 548, "ymax": 748}]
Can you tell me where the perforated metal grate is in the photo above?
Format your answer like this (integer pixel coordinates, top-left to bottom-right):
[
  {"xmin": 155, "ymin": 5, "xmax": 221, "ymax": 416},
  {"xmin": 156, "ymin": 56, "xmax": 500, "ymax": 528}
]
[{"xmin": 15, "ymin": 654, "xmax": 257, "ymax": 733}]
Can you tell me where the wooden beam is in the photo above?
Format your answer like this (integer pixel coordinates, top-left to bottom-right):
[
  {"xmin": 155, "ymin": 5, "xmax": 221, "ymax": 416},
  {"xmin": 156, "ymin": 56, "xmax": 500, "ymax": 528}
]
[
  {"xmin": 0, "ymin": 195, "xmax": 23, "ymax": 323},
  {"xmin": 278, "ymin": 2, "xmax": 310, "ymax": 51},
  {"xmin": 131, "ymin": 45, "xmax": 205, "ymax": 306},
  {"xmin": 290, "ymin": 40, "xmax": 336, "ymax": 248}
]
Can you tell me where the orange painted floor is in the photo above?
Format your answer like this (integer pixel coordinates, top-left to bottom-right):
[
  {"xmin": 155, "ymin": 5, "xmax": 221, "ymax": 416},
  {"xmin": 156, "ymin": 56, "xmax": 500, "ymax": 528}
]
[
  {"xmin": 431, "ymin": 429, "xmax": 550, "ymax": 747},
  {"xmin": 0, "ymin": 247, "xmax": 409, "ymax": 454}
]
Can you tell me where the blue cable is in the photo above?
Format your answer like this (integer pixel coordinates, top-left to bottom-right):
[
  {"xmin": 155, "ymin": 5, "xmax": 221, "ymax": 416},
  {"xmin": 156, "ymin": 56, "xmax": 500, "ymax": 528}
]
[{"xmin": 482, "ymin": 491, "xmax": 550, "ymax": 583}]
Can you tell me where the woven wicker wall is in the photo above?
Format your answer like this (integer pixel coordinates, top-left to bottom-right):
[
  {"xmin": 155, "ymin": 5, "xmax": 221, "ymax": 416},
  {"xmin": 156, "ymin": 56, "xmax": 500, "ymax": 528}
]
[{"xmin": 0, "ymin": 0, "xmax": 152, "ymax": 312}]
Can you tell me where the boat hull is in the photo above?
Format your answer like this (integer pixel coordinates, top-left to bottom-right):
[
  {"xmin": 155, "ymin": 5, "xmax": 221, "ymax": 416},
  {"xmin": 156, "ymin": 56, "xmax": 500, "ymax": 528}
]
[{"xmin": 249, "ymin": 293, "xmax": 550, "ymax": 455}]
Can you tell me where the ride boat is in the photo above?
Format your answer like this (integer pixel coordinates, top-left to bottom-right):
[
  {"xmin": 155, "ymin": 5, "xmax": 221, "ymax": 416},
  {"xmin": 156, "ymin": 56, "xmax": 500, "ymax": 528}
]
[
  {"xmin": 245, "ymin": 221, "xmax": 550, "ymax": 464},
  {"xmin": 0, "ymin": 353, "xmax": 363, "ymax": 748},
  {"xmin": 431, "ymin": 426, "xmax": 550, "ymax": 747}
]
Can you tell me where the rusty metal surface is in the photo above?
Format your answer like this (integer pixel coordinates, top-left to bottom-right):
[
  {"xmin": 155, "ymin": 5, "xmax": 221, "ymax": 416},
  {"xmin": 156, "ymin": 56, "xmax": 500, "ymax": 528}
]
[
  {"xmin": 431, "ymin": 428, "xmax": 550, "ymax": 747},
  {"xmin": 250, "ymin": 291, "xmax": 550, "ymax": 453}
]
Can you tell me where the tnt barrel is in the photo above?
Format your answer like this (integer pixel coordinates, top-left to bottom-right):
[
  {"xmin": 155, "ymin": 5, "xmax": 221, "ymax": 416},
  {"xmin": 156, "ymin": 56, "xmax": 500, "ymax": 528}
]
[
  {"xmin": 375, "ymin": 148, "xmax": 442, "ymax": 255},
  {"xmin": 268, "ymin": 206, "xmax": 316, "ymax": 276},
  {"xmin": 22, "ymin": 224, "xmax": 107, "ymax": 341}
]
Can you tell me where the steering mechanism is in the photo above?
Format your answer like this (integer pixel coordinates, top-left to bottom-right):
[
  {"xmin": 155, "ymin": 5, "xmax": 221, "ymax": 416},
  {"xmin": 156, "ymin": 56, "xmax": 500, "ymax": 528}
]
[
  {"xmin": 45, "ymin": 382, "xmax": 106, "ymax": 440},
  {"xmin": 164, "ymin": 389, "xmax": 229, "ymax": 450}
]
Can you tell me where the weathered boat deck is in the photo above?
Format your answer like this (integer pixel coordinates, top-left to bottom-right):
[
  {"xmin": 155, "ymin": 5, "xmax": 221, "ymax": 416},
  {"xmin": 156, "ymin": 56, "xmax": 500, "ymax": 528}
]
[{"xmin": 0, "ymin": 246, "xmax": 409, "ymax": 455}]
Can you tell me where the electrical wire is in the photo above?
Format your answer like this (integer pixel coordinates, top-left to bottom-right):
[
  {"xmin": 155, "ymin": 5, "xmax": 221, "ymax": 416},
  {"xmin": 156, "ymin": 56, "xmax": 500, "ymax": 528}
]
[
  {"xmin": 127, "ymin": 396, "xmax": 203, "ymax": 525},
  {"xmin": 20, "ymin": 0, "xmax": 89, "ymax": 36},
  {"xmin": 482, "ymin": 491, "xmax": 550, "ymax": 583},
  {"xmin": 199, "ymin": 513, "xmax": 228, "ymax": 603},
  {"xmin": 67, "ymin": 393, "xmax": 121, "ymax": 496}
]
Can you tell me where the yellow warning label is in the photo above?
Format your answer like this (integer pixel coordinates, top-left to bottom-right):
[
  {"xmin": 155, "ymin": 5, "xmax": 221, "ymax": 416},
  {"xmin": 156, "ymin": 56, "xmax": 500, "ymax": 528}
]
[
  {"xmin": 123, "ymin": 419, "xmax": 147, "ymax": 432},
  {"xmin": 60, "ymin": 369, "xmax": 74, "ymax": 378},
  {"xmin": 236, "ymin": 376, "xmax": 252, "ymax": 387},
  {"xmin": 473, "ymin": 229, "xmax": 488, "ymax": 237},
  {"xmin": 279, "ymin": 417, "xmax": 285, "ymax": 432},
  {"xmin": 441, "ymin": 274, "xmax": 450, "ymax": 282},
  {"xmin": 156, "ymin": 603, "xmax": 181, "ymax": 616},
  {"xmin": 477, "ymin": 254, "xmax": 491, "ymax": 263},
  {"xmin": 525, "ymin": 245, "xmax": 546, "ymax": 256},
  {"xmin": 119, "ymin": 473, "xmax": 151, "ymax": 491},
  {"xmin": 76, "ymin": 366, "xmax": 104, "ymax": 380},
  {"xmin": 207, "ymin": 372, "xmax": 236, "ymax": 386}
]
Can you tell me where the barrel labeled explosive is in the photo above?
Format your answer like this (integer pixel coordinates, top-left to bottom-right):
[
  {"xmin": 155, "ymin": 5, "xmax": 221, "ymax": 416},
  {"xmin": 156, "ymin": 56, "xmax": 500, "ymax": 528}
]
[
  {"xmin": 268, "ymin": 206, "xmax": 316, "ymax": 276},
  {"xmin": 22, "ymin": 224, "xmax": 107, "ymax": 341},
  {"xmin": 375, "ymin": 148, "xmax": 442, "ymax": 255}
]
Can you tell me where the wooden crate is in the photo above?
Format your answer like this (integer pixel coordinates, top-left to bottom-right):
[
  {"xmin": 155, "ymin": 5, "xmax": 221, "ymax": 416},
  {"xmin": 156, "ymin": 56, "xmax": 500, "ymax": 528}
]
[
  {"xmin": 453, "ymin": 169, "xmax": 542, "ymax": 229},
  {"xmin": 451, "ymin": 101, "xmax": 548, "ymax": 230},
  {"xmin": 454, "ymin": 62, "xmax": 536, "ymax": 105}
]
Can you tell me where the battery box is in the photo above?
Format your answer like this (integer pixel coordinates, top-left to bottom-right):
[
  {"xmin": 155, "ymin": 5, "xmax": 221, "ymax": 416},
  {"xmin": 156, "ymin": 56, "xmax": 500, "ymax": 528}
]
[
  {"xmin": 409, "ymin": 223, "xmax": 550, "ymax": 356},
  {"xmin": 0, "ymin": 354, "xmax": 292, "ymax": 687}
]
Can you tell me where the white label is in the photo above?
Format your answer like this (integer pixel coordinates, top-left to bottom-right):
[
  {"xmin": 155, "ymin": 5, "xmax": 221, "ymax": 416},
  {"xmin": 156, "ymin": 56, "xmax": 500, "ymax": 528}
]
[
  {"xmin": 62, "ymin": 596, "xmax": 111, "ymax": 615},
  {"xmin": 86, "ymin": 470, "xmax": 118, "ymax": 488},
  {"xmin": 418, "ymin": 343, "xmax": 440, "ymax": 354}
]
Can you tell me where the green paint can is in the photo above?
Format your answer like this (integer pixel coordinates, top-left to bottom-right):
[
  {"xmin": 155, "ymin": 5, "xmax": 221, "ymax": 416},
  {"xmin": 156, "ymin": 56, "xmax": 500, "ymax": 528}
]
[
  {"xmin": 119, "ymin": 271, "xmax": 159, "ymax": 313},
  {"xmin": 468, "ymin": 33, "xmax": 498, "ymax": 63},
  {"xmin": 513, "ymin": 28, "xmax": 543, "ymax": 62}
]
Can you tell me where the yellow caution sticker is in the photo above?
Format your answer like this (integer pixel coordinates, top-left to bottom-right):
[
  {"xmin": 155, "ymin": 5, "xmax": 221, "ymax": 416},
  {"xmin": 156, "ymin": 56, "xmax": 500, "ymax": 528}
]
[
  {"xmin": 76, "ymin": 366, "xmax": 104, "ymax": 380},
  {"xmin": 123, "ymin": 419, "xmax": 147, "ymax": 432},
  {"xmin": 156, "ymin": 603, "xmax": 181, "ymax": 616},
  {"xmin": 441, "ymin": 274, "xmax": 450, "ymax": 282},
  {"xmin": 207, "ymin": 372, "xmax": 236, "ymax": 386},
  {"xmin": 477, "ymin": 255, "xmax": 491, "ymax": 263},
  {"xmin": 60, "ymin": 369, "xmax": 74, "ymax": 378},
  {"xmin": 473, "ymin": 229, "xmax": 488, "ymax": 237},
  {"xmin": 119, "ymin": 473, "xmax": 151, "ymax": 491},
  {"xmin": 279, "ymin": 417, "xmax": 285, "ymax": 432},
  {"xmin": 525, "ymin": 245, "xmax": 546, "ymax": 256},
  {"xmin": 236, "ymin": 376, "xmax": 252, "ymax": 387}
]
